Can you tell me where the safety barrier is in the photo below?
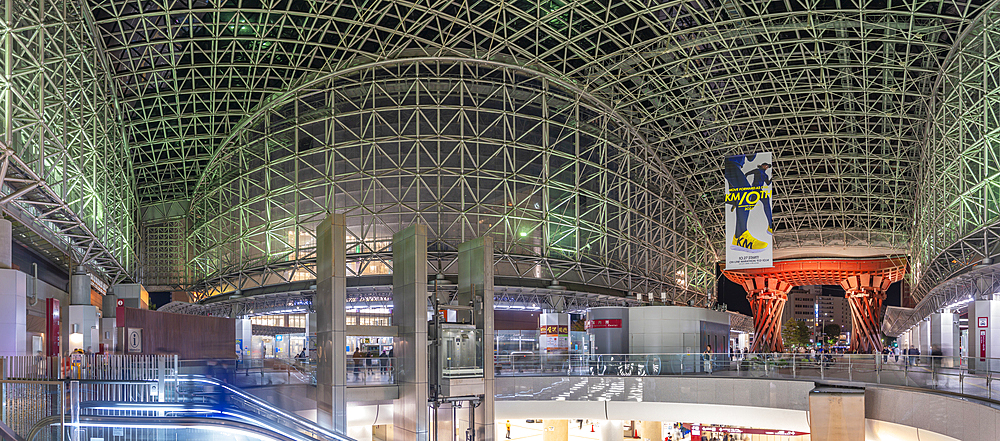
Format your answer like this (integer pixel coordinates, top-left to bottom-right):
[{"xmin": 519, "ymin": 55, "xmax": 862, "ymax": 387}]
[{"xmin": 495, "ymin": 352, "xmax": 1000, "ymax": 401}]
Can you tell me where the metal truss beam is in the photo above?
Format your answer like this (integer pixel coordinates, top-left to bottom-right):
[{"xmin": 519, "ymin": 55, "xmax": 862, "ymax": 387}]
[
  {"xmin": 158, "ymin": 284, "xmax": 642, "ymax": 318},
  {"xmin": 2, "ymin": 0, "xmax": 136, "ymax": 285}
]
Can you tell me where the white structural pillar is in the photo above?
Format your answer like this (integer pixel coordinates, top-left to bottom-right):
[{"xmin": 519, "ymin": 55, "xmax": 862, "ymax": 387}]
[
  {"xmin": 235, "ymin": 319, "xmax": 252, "ymax": 359},
  {"xmin": 0, "ymin": 271, "xmax": 26, "ymax": 356},
  {"xmin": 316, "ymin": 213, "xmax": 347, "ymax": 433},
  {"xmin": 598, "ymin": 420, "xmax": 623, "ymax": 441},
  {"xmin": 0, "ymin": 219, "xmax": 11, "ymax": 269},
  {"xmin": 969, "ymin": 299, "xmax": 1000, "ymax": 373},
  {"xmin": 393, "ymin": 225, "xmax": 429, "ymax": 441},
  {"xmin": 918, "ymin": 319, "xmax": 931, "ymax": 361},
  {"xmin": 0, "ymin": 218, "xmax": 25, "ymax": 356},
  {"xmin": 929, "ymin": 312, "xmax": 958, "ymax": 365},
  {"xmin": 67, "ymin": 266, "xmax": 98, "ymax": 353}
]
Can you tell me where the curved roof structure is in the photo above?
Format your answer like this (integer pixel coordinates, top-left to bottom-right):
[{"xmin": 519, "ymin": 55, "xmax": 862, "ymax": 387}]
[
  {"xmin": 86, "ymin": 0, "xmax": 986, "ymax": 294},
  {"xmin": 10, "ymin": 0, "xmax": 1000, "ymax": 308}
]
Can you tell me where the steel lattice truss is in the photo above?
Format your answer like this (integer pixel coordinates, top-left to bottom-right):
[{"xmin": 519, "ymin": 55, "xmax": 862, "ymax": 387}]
[
  {"xmin": 157, "ymin": 284, "xmax": 643, "ymax": 317},
  {"xmin": 913, "ymin": 4, "xmax": 1000, "ymax": 302},
  {"xmin": 184, "ymin": 59, "xmax": 711, "ymax": 302},
  {"xmin": 1, "ymin": 0, "xmax": 137, "ymax": 284},
  {"xmin": 78, "ymin": 0, "xmax": 992, "ymax": 303}
]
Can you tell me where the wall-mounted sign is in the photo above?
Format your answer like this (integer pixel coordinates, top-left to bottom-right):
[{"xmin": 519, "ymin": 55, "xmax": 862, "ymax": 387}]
[
  {"xmin": 117, "ymin": 299, "xmax": 124, "ymax": 307},
  {"xmin": 127, "ymin": 328, "xmax": 142, "ymax": 353},
  {"xmin": 979, "ymin": 317, "xmax": 989, "ymax": 328},
  {"xmin": 539, "ymin": 325, "xmax": 569, "ymax": 334},
  {"xmin": 585, "ymin": 319, "xmax": 622, "ymax": 329},
  {"xmin": 981, "ymin": 329, "xmax": 988, "ymax": 362}
]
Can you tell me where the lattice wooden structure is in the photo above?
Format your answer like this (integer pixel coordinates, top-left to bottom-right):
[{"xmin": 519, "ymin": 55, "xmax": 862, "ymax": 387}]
[{"xmin": 723, "ymin": 257, "xmax": 906, "ymax": 353}]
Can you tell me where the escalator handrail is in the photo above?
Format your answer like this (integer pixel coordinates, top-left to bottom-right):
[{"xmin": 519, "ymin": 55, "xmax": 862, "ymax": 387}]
[
  {"xmin": 26, "ymin": 413, "xmax": 308, "ymax": 441},
  {"xmin": 176, "ymin": 375, "xmax": 355, "ymax": 441}
]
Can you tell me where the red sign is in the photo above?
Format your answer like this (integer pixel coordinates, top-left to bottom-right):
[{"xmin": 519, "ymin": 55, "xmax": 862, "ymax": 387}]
[
  {"xmin": 117, "ymin": 298, "xmax": 124, "ymax": 307},
  {"xmin": 45, "ymin": 298, "xmax": 60, "ymax": 356},
  {"xmin": 586, "ymin": 319, "xmax": 622, "ymax": 329},
  {"xmin": 699, "ymin": 426, "xmax": 809, "ymax": 436},
  {"xmin": 539, "ymin": 325, "xmax": 569, "ymax": 335},
  {"xmin": 981, "ymin": 329, "xmax": 988, "ymax": 362}
]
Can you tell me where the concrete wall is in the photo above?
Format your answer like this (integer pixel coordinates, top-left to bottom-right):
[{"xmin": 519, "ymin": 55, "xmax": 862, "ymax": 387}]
[
  {"xmin": 865, "ymin": 386, "xmax": 990, "ymax": 441},
  {"xmin": 627, "ymin": 306, "xmax": 731, "ymax": 354}
]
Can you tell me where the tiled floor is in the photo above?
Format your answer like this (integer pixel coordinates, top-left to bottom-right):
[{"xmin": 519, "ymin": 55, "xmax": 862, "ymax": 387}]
[{"xmin": 495, "ymin": 420, "xmax": 690, "ymax": 441}]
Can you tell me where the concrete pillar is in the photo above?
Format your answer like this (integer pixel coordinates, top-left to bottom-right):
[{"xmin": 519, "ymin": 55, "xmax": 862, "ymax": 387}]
[
  {"xmin": 541, "ymin": 419, "xmax": 568, "ymax": 441},
  {"xmin": 392, "ymin": 225, "xmax": 428, "ymax": 441},
  {"xmin": 0, "ymin": 219, "xmax": 11, "ymax": 269},
  {"xmin": 918, "ymin": 319, "xmax": 931, "ymax": 362},
  {"xmin": 969, "ymin": 299, "xmax": 1000, "ymax": 372},
  {"xmin": 235, "ymin": 319, "xmax": 252, "ymax": 359},
  {"xmin": 307, "ymin": 312, "xmax": 317, "ymax": 356},
  {"xmin": 598, "ymin": 420, "xmax": 623, "ymax": 441},
  {"xmin": 539, "ymin": 312, "xmax": 570, "ymax": 354},
  {"xmin": 0, "ymin": 268, "xmax": 26, "ymax": 355},
  {"xmin": 100, "ymin": 293, "xmax": 116, "ymax": 353},
  {"xmin": 112, "ymin": 283, "xmax": 148, "ymax": 309},
  {"xmin": 930, "ymin": 312, "xmax": 957, "ymax": 366},
  {"xmin": 67, "ymin": 267, "xmax": 98, "ymax": 353},
  {"xmin": 639, "ymin": 421, "xmax": 660, "ymax": 441},
  {"xmin": 458, "ymin": 236, "xmax": 494, "ymax": 441},
  {"xmin": 809, "ymin": 387, "xmax": 864, "ymax": 441},
  {"xmin": 316, "ymin": 213, "xmax": 347, "ymax": 433}
]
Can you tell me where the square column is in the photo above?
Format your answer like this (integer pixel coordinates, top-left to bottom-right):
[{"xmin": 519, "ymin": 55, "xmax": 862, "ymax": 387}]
[
  {"xmin": 458, "ymin": 236, "xmax": 494, "ymax": 441},
  {"xmin": 393, "ymin": 225, "xmax": 429, "ymax": 441},
  {"xmin": 316, "ymin": 213, "xmax": 347, "ymax": 433},
  {"xmin": 808, "ymin": 387, "xmax": 865, "ymax": 441},
  {"xmin": 0, "ymin": 268, "xmax": 26, "ymax": 356},
  {"xmin": 929, "ymin": 312, "xmax": 957, "ymax": 365},
  {"xmin": 969, "ymin": 300, "xmax": 1000, "ymax": 373}
]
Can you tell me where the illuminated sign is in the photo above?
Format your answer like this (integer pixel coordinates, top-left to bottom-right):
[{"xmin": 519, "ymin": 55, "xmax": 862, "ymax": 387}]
[
  {"xmin": 539, "ymin": 325, "xmax": 569, "ymax": 334},
  {"xmin": 585, "ymin": 319, "xmax": 622, "ymax": 329}
]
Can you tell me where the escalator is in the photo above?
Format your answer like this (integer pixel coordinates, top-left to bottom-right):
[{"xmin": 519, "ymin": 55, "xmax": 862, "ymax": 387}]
[{"xmin": 24, "ymin": 376, "xmax": 354, "ymax": 441}]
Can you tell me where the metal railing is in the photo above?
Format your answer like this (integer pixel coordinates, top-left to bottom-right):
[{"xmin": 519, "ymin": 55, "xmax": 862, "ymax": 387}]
[
  {"xmin": 495, "ymin": 352, "xmax": 1000, "ymax": 401},
  {"xmin": 0, "ymin": 355, "xmax": 177, "ymax": 441},
  {"xmin": 347, "ymin": 357, "xmax": 395, "ymax": 386}
]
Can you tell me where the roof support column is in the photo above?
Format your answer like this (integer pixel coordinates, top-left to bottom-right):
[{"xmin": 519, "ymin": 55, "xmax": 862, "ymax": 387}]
[
  {"xmin": 841, "ymin": 274, "xmax": 891, "ymax": 353},
  {"xmin": 316, "ymin": 213, "xmax": 347, "ymax": 434},
  {"xmin": 740, "ymin": 277, "xmax": 792, "ymax": 352}
]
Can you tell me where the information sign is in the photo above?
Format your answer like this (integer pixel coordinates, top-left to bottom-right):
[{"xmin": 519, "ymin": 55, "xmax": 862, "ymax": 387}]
[{"xmin": 127, "ymin": 328, "xmax": 142, "ymax": 353}]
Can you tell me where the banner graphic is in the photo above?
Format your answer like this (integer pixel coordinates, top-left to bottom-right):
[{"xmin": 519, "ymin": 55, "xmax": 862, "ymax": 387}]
[{"xmin": 725, "ymin": 153, "xmax": 774, "ymax": 269}]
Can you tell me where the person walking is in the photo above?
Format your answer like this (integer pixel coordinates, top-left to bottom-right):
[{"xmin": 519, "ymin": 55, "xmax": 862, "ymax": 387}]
[
  {"xmin": 505, "ymin": 420, "xmax": 511, "ymax": 439},
  {"xmin": 703, "ymin": 345, "xmax": 713, "ymax": 374},
  {"xmin": 352, "ymin": 348, "xmax": 363, "ymax": 381}
]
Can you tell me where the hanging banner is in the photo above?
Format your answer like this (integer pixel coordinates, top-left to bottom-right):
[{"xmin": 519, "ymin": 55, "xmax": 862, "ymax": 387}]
[{"xmin": 724, "ymin": 152, "xmax": 774, "ymax": 269}]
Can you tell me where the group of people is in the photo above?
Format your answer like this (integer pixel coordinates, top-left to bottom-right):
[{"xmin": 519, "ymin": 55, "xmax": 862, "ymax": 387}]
[{"xmin": 350, "ymin": 347, "xmax": 393, "ymax": 380}]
